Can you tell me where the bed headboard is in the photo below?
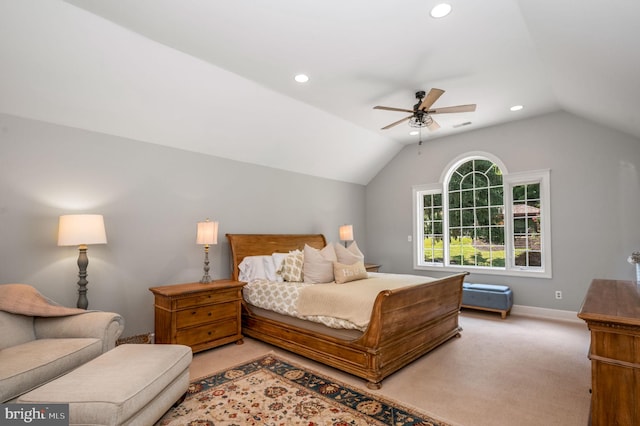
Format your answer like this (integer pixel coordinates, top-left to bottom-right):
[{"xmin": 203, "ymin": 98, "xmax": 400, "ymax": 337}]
[{"xmin": 226, "ymin": 234, "xmax": 327, "ymax": 281}]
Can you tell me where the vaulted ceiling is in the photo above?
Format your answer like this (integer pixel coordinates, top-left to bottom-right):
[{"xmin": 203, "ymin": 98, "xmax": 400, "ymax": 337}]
[{"xmin": 1, "ymin": 1, "xmax": 638, "ymax": 184}]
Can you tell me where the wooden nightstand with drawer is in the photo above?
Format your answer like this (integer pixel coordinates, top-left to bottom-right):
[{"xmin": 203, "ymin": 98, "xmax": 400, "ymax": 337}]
[{"xmin": 149, "ymin": 280, "xmax": 244, "ymax": 353}]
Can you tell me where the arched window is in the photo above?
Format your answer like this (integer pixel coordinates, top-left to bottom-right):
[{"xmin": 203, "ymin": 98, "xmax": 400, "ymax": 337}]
[{"xmin": 413, "ymin": 153, "xmax": 551, "ymax": 278}]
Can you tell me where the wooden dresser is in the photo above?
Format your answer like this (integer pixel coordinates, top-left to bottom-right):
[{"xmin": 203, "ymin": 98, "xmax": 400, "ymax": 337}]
[
  {"xmin": 149, "ymin": 280, "xmax": 244, "ymax": 353},
  {"xmin": 578, "ymin": 278, "xmax": 640, "ymax": 426}
]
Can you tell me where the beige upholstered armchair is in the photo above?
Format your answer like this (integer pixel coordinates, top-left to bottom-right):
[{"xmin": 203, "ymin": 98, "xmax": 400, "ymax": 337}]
[{"xmin": 0, "ymin": 283, "xmax": 125, "ymax": 402}]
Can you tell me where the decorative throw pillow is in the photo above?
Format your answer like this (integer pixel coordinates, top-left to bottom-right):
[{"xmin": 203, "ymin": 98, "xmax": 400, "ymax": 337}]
[
  {"xmin": 333, "ymin": 261, "xmax": 368, "ymax": 284},
  {"xmin": 281, "ymin": 250, "xmax": 304, "ymax": 282},
  {"xmin": 303, "ymin": 243, "xmax": 338, "ymax": 283},
  {"xmin": 335, "ymin": 241, "xmax": 365, "ymax": 265}
]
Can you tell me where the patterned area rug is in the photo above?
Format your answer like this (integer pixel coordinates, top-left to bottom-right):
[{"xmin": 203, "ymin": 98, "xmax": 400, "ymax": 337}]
[{"xmin": 156, "ymin": 353, "xmax": 452, "ymax": 426}]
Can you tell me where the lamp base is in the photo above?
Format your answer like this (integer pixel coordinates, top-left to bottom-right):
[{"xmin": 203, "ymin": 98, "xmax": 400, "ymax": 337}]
[
  {"xmin": 200, "ymin": 245, "xmax": 213, "ymax": 284},
  {"xmin": 76, "ymin": 245, "xmax": 89, "ymax": 309}
]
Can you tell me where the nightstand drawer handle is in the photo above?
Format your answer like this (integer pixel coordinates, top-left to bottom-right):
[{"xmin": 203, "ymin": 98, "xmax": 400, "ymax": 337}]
[
  {"xmin": 208, "ymin": 312, "xmax": 212, "ymax": 316},
  {"xmin": 208, "ymin": 331, "xmax": 212, "ymax": 335}
]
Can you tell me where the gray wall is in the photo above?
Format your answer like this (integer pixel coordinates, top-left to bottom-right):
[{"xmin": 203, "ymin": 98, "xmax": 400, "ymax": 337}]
[
  {"xmin": 0, "ymin": 113, "xmax": 366, "ymax": 337},
  {"xmin": 3, "ymin": 110, "xmax": 639, "ymax": 335},
  {"xmin": 366, "ymin": 111, "xmax": 640, "ymax": 311}
]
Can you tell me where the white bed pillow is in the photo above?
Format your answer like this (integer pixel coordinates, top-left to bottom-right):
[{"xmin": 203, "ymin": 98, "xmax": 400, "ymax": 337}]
[
  {"xmin": 238, "ymin": 256, "xmax": 268, "ymax": 282},
  {"xmin": 335, "ymin": 241, "xmax": 365, "ymax": 265},
  {"xmin": 303, "ymin": 243, "xmax": 338, "ymax": 283}
]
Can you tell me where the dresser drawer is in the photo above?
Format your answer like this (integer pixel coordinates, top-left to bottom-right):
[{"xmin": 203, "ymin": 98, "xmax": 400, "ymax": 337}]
[
  {"xmin": 176, "ymin": 301, "xmax": 238, "ymax": 328},
  {"xmin": 176, "ymin": 288, "xmax": 239, "ymax": 309},
  {"xmin": 176, "ymin": 319, "xmax": 238, "ymax": 347}
]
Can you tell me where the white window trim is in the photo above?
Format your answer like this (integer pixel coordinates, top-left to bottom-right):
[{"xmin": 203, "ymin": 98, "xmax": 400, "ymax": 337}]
[{"xmin": 413, "ymin": 158, "xmax": 552, "ymax": 279}]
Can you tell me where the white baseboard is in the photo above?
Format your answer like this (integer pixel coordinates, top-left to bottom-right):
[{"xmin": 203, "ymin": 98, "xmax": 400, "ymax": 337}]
[{"xmin": 511, "ymin": 304, "xmax": 581, "ymax": 323}]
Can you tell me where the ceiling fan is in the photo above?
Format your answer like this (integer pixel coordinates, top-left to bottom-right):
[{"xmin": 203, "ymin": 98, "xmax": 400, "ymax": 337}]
[{"xmin": 373, "ymin": 88, "xmax": 476, "ymax": 131}]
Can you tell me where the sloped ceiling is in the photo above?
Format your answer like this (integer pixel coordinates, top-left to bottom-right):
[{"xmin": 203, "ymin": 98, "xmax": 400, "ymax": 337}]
[{"xmin": 1, "ymin": 1, "xmax": 639, "ymax": 184}]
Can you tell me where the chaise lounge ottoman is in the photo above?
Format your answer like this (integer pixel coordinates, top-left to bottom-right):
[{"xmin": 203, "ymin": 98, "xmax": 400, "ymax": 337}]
[
  {"xmin": 462, "ymin": 283, "xmax": 513, "ymax": 319},
  {"xmin": 18, "ymin": 343, "xmax": 192, "ymax": 426}
]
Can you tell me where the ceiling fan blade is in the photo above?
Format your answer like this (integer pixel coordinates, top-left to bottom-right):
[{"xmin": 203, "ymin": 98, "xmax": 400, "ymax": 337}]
[
  {"xmin": 427, "ymin": 118, "xmax": 441, "ymax": 131},
  {"xmin": 381, "ymin": 116, "xmax": 412, "ymax": 130},
  {"xmin": 373, "ymin": 106, "xmax": 414, "ymax": 113},
  {"xmin": 419, "ymin": 88, "xmax": 445, "ymax": 111},
  {"xmin": 427, "ymin": 104, "xmax": 477, "ymax": 114}
]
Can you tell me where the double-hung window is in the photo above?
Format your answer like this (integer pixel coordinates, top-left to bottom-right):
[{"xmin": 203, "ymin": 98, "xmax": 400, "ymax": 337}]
[{"xmin": 413, "ymin": 153, "xmax": 551, "ymax": 278}]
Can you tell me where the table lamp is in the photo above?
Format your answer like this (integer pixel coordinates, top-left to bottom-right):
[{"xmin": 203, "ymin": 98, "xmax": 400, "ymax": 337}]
[
  {"xmin": 196, "ymin": 219, "xmax": 218, "ymax": 283},
  {"xmin": 339, "ymin": 224, "xmax": 354, "ymax": 247}
]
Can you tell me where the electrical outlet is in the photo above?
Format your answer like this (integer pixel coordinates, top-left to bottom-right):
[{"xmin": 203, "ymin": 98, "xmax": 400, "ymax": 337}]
[
  {"xmin": 407, "ymin": 235, "xmax": 412, "ymax": 242},
  {"xmin": 555, "ymin": 290, "xmax": 562, "ymax": 300}
]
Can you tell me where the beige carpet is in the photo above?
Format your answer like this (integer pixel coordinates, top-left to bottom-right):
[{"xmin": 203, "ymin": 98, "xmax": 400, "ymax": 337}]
[{"xmin": 190, "ymin": 311, "xmax": 591, "ymax": 426}]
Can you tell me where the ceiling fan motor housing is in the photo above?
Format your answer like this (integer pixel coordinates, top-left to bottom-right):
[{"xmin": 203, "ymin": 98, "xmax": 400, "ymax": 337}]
[{"xmin": 414, "ymin": 91, "xmax": 426, "ymax": 111}]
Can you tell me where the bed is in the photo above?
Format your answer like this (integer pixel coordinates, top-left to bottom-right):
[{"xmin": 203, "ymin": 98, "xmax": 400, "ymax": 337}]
[{"xmin": 226, "ymin": 233, "xmax": 468, "ymax": 389}]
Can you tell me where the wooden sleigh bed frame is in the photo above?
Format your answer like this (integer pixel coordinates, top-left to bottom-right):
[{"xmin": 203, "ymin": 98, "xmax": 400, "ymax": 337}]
[{"xmin": 227, "ymin": 233, "xmax": 468, "ymax": 389}]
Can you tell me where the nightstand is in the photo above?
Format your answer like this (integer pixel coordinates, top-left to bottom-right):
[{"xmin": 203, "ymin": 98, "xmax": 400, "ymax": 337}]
[
  {"xmin": 149, "ymin": 280, "xmax": 244, "ymax": 353},
  {"xmin": 365, "ymin": 263, "xmax": 381, "ymax": 272}
]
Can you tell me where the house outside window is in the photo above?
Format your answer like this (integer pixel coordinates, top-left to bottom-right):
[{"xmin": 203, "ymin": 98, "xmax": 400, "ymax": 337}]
[{"xmin": 413, "ymin": 152, "xmax": 551, "ymax": 278}]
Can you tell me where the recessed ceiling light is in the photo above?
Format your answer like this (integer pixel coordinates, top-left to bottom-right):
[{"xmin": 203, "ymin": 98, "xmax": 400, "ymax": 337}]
[
  {"xmin": 430, "ymin": 3, "xmax": 452, "ymax": 18},
  {"xmin": 409, "ymin": 130, "xmax": 420, "ymax": 136},
  {"xmin": 510, "ymin": 105, "xmax": 524, "ymax": 111},
  {"xmin": 294, "ymin": 74, "xmax": 309, "ymax": 83}
]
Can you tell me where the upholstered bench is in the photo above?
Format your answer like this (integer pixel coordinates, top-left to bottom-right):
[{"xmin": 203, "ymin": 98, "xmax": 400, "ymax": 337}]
[
  {"xmin": 461, "ymin": 283, "xmax": 513, "ymax": 319},
  {"xmin": 18, "ymin": 343, "xmax": 192, "ymax": 426}
]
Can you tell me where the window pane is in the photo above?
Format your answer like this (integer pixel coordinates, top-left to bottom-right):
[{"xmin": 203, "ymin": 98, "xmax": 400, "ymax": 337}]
[
  {"xmin": 448, "ymin": 172, "xmax": 462, "ymax": 191},
  {"xmin": 490, "ymin": 227, "xmax": 504, "ymax": 245},
  {"xmin": 488, "ymin": 165, "xmax": 503, "ymax": 186},
  {"xmin": 475, "ymin": 159, "xmax": 493, "ymax": 174},
  {"xmin": 449, "ymin": 210, "xmax": 461, "ymax": 227},
  {"xmin": 461, "ymin": 190, "xmax": 474, "ymax": 208},
  {"xmin": 476, "ymin": 208, "xmax": 489, "ymax": 226},
  {"xmin": 449, "ymin": 192, "xmax": 461, "ymax": 208},
  {"xmin": 461, "ymin": 209, "xmax": 474, "ymax": 226},
  {"xmin": 474, "ymin": 173, "xmax": 488, "ymax": 188},
  {"xmin": 490, "ymin": 207, "xmax": 504, "ymax": 225},
  {"xmin": 476, "ymin": 188, "xmax": 489, "ymax": 207},
  {"xmin": 513, "ymin": 186, "xmax": 525, "ymax": 201},
  {"xmin": 490, "ymin": 187, "xmax": 503, "ymax": 205},
  {"xmin": 433, "ymin": 221, "xmax": 443, "ymax": 234},
  {"xmin": 458, "ymin": 160, "xmax": 474, "ymax": 176},
  {"xmin": 461, "ymin": 175, "xmax": 474, "ymax": 190}
]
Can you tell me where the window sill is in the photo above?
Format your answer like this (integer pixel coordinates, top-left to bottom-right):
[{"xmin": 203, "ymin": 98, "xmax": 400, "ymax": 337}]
[{"xmin": 414, "ymin": 264, "xmax": 552, "ymax": 279}]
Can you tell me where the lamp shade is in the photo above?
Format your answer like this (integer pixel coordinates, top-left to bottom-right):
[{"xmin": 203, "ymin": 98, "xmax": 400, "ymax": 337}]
[
  {"xmin": 339, "ymin": 224, "xmax": 354, "ymax": 242},
  {"xmin": 196, "ymin": 220, "xmax": 218, "ymax": 245},
  {"xmin": 58, "ymin": 214, "xmax": 107, "ymax": 246}
]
